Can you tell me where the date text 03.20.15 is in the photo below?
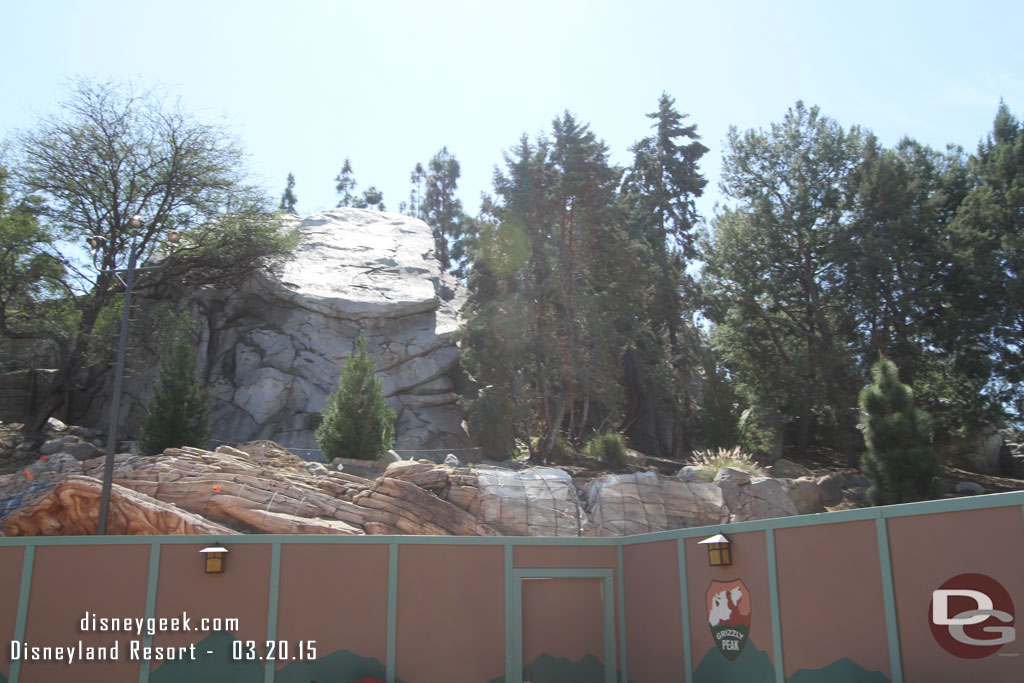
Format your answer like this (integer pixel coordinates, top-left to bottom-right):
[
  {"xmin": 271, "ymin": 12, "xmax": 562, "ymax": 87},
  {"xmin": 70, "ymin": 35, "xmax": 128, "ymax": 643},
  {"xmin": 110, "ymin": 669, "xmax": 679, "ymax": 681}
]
[{"xmin": 232, "ymin": 640, "xmax": 317, "ymax": 661}]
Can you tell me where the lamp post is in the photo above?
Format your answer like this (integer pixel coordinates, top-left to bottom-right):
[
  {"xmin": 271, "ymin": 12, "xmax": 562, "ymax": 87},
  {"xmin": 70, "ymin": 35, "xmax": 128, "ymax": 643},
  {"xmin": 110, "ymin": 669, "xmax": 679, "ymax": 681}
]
[{"xmin": 95, "ymin": 216, "xmax": 179, "ymax": 535}]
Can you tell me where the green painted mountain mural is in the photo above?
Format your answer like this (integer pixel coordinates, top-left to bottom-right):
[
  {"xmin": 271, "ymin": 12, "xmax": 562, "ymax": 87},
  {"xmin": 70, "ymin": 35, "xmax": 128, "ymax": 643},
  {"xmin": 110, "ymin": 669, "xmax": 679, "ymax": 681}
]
[
  {"xmin": 487, "ymin": 653, "xmax": 627, "ymax": 683},
  {"xmin": 275, "ymin": 648, "xmax": 397, "ymax": 683},
  {"xmin": 693, "ymin": 639, "xmax": 775, "ymax": 683},
  {"xmin": 786, "ymin": 658, "xmax": 889, "ymax": 683},
  {"xmin": 150, "ymin": 633, "xmax": 397, "ymax": 683},
  {"xmin": 150, "ymin": 632, "xmax": 263, "ymax": 683}
]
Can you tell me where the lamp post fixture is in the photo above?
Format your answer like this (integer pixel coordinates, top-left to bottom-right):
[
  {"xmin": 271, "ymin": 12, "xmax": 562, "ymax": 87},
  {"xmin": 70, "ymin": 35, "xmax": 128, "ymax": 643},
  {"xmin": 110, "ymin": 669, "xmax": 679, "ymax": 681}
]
[{"xmin": 95, "ymin": 215, "xmax": 178, "ymax": 535}]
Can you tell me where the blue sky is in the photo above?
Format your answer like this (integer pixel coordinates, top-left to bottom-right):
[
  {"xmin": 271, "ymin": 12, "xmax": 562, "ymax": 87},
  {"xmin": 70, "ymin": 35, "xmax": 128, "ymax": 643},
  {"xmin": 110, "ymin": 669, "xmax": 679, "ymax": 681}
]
[{"xmin": 2, "ymin": 0, "xmax": 1022, "ymax": 221}]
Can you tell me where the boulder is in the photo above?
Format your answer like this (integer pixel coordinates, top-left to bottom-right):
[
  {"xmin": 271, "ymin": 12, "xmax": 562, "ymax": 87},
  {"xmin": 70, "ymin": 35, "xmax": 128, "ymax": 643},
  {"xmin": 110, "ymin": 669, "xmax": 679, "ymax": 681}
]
[
  {"xmin": 780, "ymin": 477, "xmax": 825, "ymax": 514},
  {"xmin": 954, "ymin": 481, "xmax": 985, "ymax": 495},
  {"xmin": 40, "ymin": 435, "xmax": 80, "ymax": 455},
  {"xmin": 1, "ymin": 476, "xmax": 237, "ymax": 536},
  {"xmin": 769, "ymin": 458, "xmax": 814, "ymax": 479},
  {"xmin": 80, "ymin": 210, "xmax": 473, "ymax": 457},
  {"xmin": 586, "ymin": 472, "xmax": 729, "ymax": 536},
  {"xmin": 448, "ymin": 467, "xmax": 587, "ymax": 536},
  {"xmin": 815, "ymin": 473, "xmax": 845, "ymax": 507},
  {"xmin": 64, "ymin": 441, "xmax": 102, "ymax": 461},
  {"xmin": 935, "ymin": 424, "xmax": 1003, "ymax": 474},
  {"xmin": 676, "ymin": 465, "xmax": 706, "ymax": 482},
  {"xmin": 716, "ymin": 474, "xmax": 798, "ymax": 522}
]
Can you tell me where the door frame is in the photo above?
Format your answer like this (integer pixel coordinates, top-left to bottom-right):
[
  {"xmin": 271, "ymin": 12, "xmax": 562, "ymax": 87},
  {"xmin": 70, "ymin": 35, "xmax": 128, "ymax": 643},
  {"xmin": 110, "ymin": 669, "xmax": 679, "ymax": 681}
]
[{"xmin": 508, "ymin": 568, "xmax": 617, "ymax": 683}]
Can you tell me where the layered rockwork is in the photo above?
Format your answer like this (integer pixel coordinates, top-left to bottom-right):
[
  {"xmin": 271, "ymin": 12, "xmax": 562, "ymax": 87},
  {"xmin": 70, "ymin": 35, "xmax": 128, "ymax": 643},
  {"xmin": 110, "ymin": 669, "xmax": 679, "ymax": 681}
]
[
  {"xmin": 87, "ymin": 209, "xmax": 470, "ymax": 456},
  {"xmin": 0, "ymin": 444, "xmax": 840, "ymax": 537}
]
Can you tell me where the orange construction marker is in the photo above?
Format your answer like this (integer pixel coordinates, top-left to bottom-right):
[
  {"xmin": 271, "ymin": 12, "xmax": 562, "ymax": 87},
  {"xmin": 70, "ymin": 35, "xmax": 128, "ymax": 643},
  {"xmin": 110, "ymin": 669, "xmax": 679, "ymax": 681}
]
[
  {"xmin": 212, "ymin": 485, "xmax": 221, "ymax": 493},
  {"xmin": 23, "ymin": 470, "xmax": 33, "ymax": 482}
]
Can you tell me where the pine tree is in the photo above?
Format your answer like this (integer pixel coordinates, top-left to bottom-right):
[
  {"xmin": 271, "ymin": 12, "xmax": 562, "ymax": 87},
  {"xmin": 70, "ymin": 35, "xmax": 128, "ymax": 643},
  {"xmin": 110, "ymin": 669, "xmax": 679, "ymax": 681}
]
[
  {"xmin": 335, "ymin": 158, "xmax": 357, "ymax": 207},
  {"xmin": 279, "ymin": 172, "xmax": 298, "ymax": 212},
  {"xmin": 422, "ymin": 147, "xmax": 464, "ymax": 273},
  {"xmin": 139, "ymin": 334, "xmax": 210, "ymax": 456},
  {"xmin": 409, "ymin": 162, "xmax": 426, "ymax": 218},
  {"xmin": 859, "ymin": 358, "xmax": 942, "ymax": 505},
  {"xmin": 316, "ymin": 333, "xmax": 396, "ymax": 461}
]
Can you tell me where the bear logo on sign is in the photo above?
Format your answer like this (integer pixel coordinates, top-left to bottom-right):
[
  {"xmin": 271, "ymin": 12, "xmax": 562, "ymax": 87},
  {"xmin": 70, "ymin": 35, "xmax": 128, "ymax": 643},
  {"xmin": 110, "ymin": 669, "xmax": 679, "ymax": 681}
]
[{"xmin": 706, "ymin": 579, "xmax": 752, "ymax": 661}]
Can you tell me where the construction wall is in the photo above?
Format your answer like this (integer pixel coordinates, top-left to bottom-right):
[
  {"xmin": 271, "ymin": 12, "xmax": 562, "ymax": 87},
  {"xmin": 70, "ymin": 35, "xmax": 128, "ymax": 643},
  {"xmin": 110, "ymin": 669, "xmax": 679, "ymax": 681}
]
[{"xmin": 0, "ymin": 492, "xmax": 1021, "ymax": 683}]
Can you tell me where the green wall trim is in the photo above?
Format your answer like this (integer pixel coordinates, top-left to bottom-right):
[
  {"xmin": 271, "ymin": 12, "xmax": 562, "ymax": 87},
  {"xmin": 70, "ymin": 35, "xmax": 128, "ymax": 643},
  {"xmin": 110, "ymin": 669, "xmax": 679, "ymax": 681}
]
[
  {"xmin": 263, "ymin": 541, "xmax": 281, "ymax": 683},
  {"xmin": 765, "ymin": 529, "xmax": 785, "ymax": 683},
  {"xmin": 8, "ymin": 545, "xmax": 34, "ymax": 683},
  {"xmin": 676, "ymin": 539, "xmax": 692, "ymax": 683},
  {"xmin": 386, "ymin": 542, "xmax": 398, "ymax": 683},
  {"xmin": 510, "ymin": 568, "xmax": 617, "ymax": 683},
  {"xmin": 137, "ymin": 543, "xmax": 162, "ymax": 683},
  {"xmin": 616, "ymin": 545, "xmax": 627, "ymax": 683},
  {"xmin": 504, "ymin": 543, "xmax": 514, "ymax": 678},
  {"xmin": 875, "ymin": 518, "xmax": 903, "ymax": 683}
]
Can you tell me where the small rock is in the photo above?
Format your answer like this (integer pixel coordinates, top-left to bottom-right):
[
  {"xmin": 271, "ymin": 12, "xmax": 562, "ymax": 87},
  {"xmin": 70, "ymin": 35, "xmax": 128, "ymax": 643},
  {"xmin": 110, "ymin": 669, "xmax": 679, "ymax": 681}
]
[
  {"xmin": 444, "ymin": 453, "xmax": 462, "ymax": 467},
  {"xmin": 815, "ymin": 473, "xmax": 845, "ymax": 507},
  {"xmin": 304, "ymin": 462, "xmax": 328, "ymax": 476},
  {"xmin": 64, "ymin": 441, "xmax": 102, "ymax": 461},
  {"xmin": 768, "ymin": 458, "xmax": 814, "ymax": 479},
  {"xmin": 676, "ymin": 465, "xmax": 706, "ymax": 481},
  {"xmin": 214, "ymin": 445, "xmax": 251, "ymax": 459},
  {"xmin": 45, "ymin": 417, "xmax": 68, "ymax": 432},
  {"xmin": 780, "ymin": 477, "xmax": 825, "ymax": 514},
  {"xmin": 15, "ymin": 441, "xmax": 36, "ymax": 452},
  {"xmin": 70, "ymin": 425, "xmax": 103, "ymax": 438},
  {"xmin": 954, "ymin": 481, "xmax": 985, "ymax": 495},
  {"xmin": 40, "ymin": 435, "xmax": 81, "ymax": 455},
  {"xmin": 845, "ymin": 475, "xmax": 871, "ymax": 489},
  {"xmin": 384, "ymin": 450, "xmax": 402, "ymax": 463},
  {"xmin": 714, "ymin": 467, "xmax": 752, "ymax": 486}
]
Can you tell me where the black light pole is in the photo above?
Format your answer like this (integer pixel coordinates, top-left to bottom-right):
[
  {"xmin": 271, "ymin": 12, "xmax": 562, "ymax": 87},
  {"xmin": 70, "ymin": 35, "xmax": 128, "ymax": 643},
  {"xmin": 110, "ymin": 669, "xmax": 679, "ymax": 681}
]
[{"xmin": 95, "ymin": 216, "xmax": 179, "ymax": 535}]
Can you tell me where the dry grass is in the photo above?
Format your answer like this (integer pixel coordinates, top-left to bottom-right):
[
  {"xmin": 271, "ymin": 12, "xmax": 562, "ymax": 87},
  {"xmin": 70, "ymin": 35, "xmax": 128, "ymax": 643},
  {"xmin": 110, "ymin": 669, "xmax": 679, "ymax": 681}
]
[{"xmin": 688, "ymin": 446, "xmax": 765, "ymax": 482}]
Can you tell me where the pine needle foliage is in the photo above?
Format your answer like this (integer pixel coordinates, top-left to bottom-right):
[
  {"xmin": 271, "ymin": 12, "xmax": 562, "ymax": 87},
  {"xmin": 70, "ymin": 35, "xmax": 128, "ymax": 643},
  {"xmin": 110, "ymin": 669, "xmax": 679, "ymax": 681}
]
[
  {"xmin": 859, "ymin": 358, "xmax": 942, "ymax": 504},
  {"xmin": 139, "ymin": 335, "xmax": 210, "ymax": 456},
  {"xmin": 316, "ymin": 333, "xmax": 396, "ymax": 461}
]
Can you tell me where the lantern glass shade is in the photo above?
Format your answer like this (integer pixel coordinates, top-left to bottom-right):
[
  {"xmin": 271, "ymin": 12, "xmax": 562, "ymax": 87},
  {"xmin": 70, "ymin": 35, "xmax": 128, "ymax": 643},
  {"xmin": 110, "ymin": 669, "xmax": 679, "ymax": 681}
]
[
  {"xmin": 698, "ymin": 534, "xmax": 732, "ymax": 567},
  {"xmin": 708, "ymin": 543, "xmax": 732, "ymax": 566},
  {"xmin": 200, "ymin": 546, "xmax": 228, "ymax": 573}
]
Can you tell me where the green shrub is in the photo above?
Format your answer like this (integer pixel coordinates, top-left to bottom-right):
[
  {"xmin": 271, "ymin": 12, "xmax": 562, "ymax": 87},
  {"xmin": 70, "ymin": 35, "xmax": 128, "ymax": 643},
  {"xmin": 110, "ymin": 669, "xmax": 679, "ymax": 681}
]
[
  {"xmin": 139, "ymin": 334, "xmax": 210, "ymax": 456},
  {"xmin": 859, "ymin": 358, "xmax": 942, "ymax": 504},
  {"xmin": 315, "ymin": 333, "xmax": 396, "ymax": 461},
  {"xmin": 585, "ymin": 431, "xmax": 627, "ymax": 465},
  {"xmin": 689, "ymin": 447, "xmax": 765, "ymax": 482}
]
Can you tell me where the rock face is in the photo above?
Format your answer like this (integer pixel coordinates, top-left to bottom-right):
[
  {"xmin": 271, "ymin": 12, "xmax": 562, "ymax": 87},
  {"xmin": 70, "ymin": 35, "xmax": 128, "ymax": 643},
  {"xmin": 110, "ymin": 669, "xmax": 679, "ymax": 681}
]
[{"xmin": 101, "ymin": 209, "xmax": 472, "ymax": 458}]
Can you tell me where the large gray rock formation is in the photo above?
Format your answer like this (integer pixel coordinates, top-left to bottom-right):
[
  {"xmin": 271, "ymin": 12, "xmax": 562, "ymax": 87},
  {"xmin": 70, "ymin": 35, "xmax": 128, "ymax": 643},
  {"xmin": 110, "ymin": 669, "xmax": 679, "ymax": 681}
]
[{"xmin": 103, "ymin": 209, "xmax": 472, "ymax": 458}]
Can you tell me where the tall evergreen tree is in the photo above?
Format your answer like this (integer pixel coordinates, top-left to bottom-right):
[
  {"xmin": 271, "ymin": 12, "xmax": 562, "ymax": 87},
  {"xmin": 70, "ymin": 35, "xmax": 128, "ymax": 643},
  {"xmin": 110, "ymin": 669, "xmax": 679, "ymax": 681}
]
[
  {"xmin": 461, "ymin": 113, "xmax": 650, "ymax": 460},
  {"xmin": 409, "ymin": 162, "xmax": 426, "ymax": 218},
  {"xmin": 422, "ymin": 147, "xmax": 464, "ymax": 273},
  {"xmin": 335, "ymin": 158, "xmax": 357, "ymax": 207},
  {"xmin": 139, "ymin": 332, "xmax": 210, "ymax": 455},
  {"xmin": 859, "ymin": 358, "xmax": 942, "ymax": 504},
  {"xmin": 279, "ymin": 172, "xmax": 298, "ymax": 213},
  {"xmin": 621, "ymin": 93, "xmax": 709, "ymax": 454},
  {"xmin": 702, "ymin": 102, "xmax": 865, "ymax": 457},
  {"xmin": 945, "ymin": 102, "xmax": 1024, "ymax": 421}
]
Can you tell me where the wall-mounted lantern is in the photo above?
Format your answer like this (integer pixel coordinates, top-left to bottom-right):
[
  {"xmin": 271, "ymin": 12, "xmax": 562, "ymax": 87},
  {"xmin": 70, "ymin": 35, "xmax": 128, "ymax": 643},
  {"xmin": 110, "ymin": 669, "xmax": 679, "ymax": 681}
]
[
  {"xmin": 698, "ymin": 534, "xmax": 732, "ymax": 567},
  {"xmin": 200, "ymin": 545, "xmax": 229, "ymax": 573}
]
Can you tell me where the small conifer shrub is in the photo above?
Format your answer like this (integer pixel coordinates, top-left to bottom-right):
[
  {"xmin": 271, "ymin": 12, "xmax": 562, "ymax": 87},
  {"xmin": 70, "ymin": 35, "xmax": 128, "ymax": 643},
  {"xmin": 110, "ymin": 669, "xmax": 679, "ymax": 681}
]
[
  {"xmin": 585, "ymin": 431, "xmax": 627, "ymax": 465},
  {"xmin": 859, "ymin": 358, "xmax": 942, "ymax": 504},
  {"xmin": 139, "ymin": 335, "xmax": 210, "ymax": 456},
  {"xmin": 316, "ymin": 333, "xmax": 396, "ymax": 461}
]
